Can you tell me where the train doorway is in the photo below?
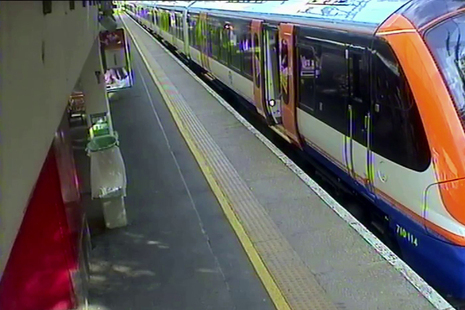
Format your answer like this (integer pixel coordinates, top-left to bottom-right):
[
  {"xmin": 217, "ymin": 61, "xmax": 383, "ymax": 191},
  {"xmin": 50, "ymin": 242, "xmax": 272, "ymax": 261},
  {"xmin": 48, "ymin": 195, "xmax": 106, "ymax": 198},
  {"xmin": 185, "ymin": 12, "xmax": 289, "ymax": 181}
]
[
  {"xmin": 346, "ymin": 45, "xmax": 375, "ymax": 197},
  {"xmin": 199, "ymin": 12, "xmax": 210, "ymax": 71},
  {"xmin": 251, "ymin": 20, "xmax": 267, "ymax": 119},
  {"xmin": 263, "ymin": 25, "xmax": 282, "ymax": 125}
]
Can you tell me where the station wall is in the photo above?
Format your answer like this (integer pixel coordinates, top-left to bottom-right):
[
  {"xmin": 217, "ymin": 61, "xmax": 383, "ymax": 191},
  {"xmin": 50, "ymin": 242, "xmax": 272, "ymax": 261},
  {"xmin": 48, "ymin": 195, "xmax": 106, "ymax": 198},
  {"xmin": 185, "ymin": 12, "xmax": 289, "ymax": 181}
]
[{"xmin": 0, "ymin": 1, "xmax": 100, "ymax": 280}]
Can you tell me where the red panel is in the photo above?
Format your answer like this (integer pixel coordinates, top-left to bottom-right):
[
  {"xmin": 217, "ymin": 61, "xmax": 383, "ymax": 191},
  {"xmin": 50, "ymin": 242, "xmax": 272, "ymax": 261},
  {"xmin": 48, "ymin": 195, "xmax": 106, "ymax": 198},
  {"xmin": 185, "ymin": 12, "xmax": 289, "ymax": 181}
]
[
  {"xmin": 279, "ymin": 23, "xmax": 301, "ymax": 148},
  {"xmin": 0, "ymin": 148, "xmax": 76, "ymax": 310}
]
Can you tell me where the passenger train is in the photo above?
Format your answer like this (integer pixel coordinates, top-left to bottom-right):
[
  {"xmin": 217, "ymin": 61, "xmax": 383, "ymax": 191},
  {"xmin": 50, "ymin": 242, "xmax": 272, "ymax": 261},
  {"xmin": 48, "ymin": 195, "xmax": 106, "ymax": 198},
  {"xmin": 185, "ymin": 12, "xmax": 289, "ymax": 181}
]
[{"xmin": 122, "ymin": 0, "xmax": 465, "ymax": 299}]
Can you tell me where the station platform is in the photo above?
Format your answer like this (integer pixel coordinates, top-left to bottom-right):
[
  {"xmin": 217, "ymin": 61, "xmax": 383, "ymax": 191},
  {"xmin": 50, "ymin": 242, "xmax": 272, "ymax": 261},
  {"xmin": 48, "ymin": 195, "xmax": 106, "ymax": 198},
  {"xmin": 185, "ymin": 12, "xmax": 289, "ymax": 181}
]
[{"xmin": 84, "ymin": 13, "xmax": 454, "ymax": 310}]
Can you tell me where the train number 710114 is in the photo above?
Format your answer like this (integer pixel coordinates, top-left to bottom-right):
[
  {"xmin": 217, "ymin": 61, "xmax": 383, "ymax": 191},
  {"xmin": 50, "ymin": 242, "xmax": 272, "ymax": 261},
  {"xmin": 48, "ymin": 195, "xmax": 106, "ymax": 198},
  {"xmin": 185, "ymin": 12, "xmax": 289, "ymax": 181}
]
[{"xmin": 396, "ymin": 224, "xmax": 418, "ymax": 247}]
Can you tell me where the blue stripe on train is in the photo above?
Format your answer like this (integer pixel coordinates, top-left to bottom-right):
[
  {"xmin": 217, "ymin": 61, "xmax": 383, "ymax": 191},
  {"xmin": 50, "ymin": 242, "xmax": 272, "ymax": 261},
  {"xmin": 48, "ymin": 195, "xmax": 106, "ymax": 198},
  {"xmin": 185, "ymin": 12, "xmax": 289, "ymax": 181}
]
[{"xmin": 301, "ymin": 143, "xmax": 465, "ymax": 299}]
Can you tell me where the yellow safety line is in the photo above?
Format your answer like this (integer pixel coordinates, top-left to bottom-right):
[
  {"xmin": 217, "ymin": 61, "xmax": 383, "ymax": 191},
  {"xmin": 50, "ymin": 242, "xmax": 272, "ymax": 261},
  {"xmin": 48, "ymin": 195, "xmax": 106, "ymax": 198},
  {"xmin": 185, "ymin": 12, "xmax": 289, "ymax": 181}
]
[{"xmin": 123, "ymin": 18, "xmax": 291, "ymax": 310}]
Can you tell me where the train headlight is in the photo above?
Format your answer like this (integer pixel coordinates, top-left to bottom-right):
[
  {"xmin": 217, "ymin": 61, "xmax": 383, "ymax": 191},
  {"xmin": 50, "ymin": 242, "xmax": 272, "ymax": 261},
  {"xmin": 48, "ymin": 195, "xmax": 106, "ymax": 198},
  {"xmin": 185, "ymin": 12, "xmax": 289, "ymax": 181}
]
[{"xmin": 269, "ymin": 99, "xmax": 276, "ymax": 107}]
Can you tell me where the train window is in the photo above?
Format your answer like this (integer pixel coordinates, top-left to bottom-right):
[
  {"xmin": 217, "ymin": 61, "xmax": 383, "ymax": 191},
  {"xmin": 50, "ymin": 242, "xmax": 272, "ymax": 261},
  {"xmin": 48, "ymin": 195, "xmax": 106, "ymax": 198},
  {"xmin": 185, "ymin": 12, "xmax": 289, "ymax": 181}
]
[
  {"xmin": 160, "ymin": 11, "xmax": 166, "ymax": 31},
  {"xmin": 279, "ymin": 39, "xmax": 289, "ymax": 105},
  {"xmin": 175, "ymin": 14, "xmax": 179, "ymax": 39},
  {"xmin": 242, "ymin": 31, "xmax": 253, "ymax": 78},
  {"xmin": 170, "ymin": 12, "xmax": 175, "ymax": 36},
  {"xmin": 195, "ymin": 15, "xmax": 202, "ymax": 49},
  {"xmin": 178, "ymin": 14, "xmax": 182, "ymax": 39},
  {"xmin": 229, "ymin": 25, "xmax": 242, "ymax": 71},
  {"xmin": 425, "ymin": 13, "xmax": 465, "ymax": 127},
  {"xmin": 349, "ymin": 49, "xmax": 370, "ymax": 145},
  {"xmin": 253, "ymin": 33, "xmax": 260, "ymax": 88},
  {"xmin": 269, "ymin": 29, "xmax": 281, "ymax": 101},
  {"xmin": 349, "ymin": 54, "xmax": 362, "ymax": 100},
  {"xmin": 181, "ymin": 16, "xmax": 185, "ymax": 41},
  {"xmin": 197, "ymin": 17, "xmax": 201, "ymax": 46},
  {"xmin": 188, "ymin": 14, "xmax": 197, "ymax": 48},
  {"xmin": 220, "ymin": 26, "xmax": 230, "ymax": 65},
  {"xmin": 297, "ymin": 43, "xmax": 319, "ymax": 113},
  {"xmin": 177, "ymin": 13, "xmax": 184, "ymax": 41},
  {"xmin": 371, "ymin": 40, "xmax": 430, "ymax": 171},
  {"xmin": 162, "ymin": 11, "xmax": 169, "ymax": 32},
  {"xmin": 204, "ymin": 18, "xmax": 210, "ymax": 55},
  {"xmin": 145, "ymin": 10, "xmax": 150, "ymax": 22},
  {"xmin": 172, "ymin": 13, "xmax": 176, "ymax": 35},
  {"xmin": 314, "ymin": 44, "xmax": 348, "ymax": 133},
  {"xmin": 209, "ymin": 21, "xmax": 220, "ymax": 60},
  {"xmin": 162, "ymin": 12, "xmax": 167, "ymax": 31},
  {"xmin": 173, "ymin": 14, "xmax": 178, "ymax": 38}
]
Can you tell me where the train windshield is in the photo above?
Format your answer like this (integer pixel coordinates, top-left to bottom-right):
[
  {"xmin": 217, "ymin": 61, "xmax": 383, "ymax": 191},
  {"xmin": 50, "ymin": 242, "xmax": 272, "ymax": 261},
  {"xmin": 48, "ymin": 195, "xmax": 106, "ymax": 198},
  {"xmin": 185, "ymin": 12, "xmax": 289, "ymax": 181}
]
[{"xmin": 425, "ymin": 13, "xmax": 465, "ymax": 122}]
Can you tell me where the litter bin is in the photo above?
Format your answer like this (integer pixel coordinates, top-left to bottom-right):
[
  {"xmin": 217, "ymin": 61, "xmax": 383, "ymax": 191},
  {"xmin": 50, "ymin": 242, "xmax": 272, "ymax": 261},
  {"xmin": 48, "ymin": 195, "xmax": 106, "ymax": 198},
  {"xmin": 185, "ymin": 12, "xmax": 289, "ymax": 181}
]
[{"xmin": 87, "ymin": 134, "xmax": 128, "ymax": 229}]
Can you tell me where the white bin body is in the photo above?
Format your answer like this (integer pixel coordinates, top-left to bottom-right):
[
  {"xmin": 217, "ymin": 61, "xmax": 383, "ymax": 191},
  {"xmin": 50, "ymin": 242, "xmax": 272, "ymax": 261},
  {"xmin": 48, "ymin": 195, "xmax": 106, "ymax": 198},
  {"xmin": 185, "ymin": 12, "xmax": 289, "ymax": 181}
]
[
  {"xmin": 90, "ymin": 145, "xmax": 128, "ymax": 229},
  {"xmin": 102, "ymin": 196, "xmax": 127, "ymax": 229},
  {"xmin": 90, "ymin": 146, "xmax": 127, "ymax": 199}
]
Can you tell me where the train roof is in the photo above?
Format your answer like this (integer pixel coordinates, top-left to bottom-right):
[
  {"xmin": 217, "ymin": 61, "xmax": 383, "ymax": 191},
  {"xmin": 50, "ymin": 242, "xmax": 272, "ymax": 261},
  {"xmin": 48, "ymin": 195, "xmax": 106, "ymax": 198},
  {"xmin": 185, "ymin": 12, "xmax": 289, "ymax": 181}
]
[
  {"xmin": 151, "ymin": 1, "xmax": 195, "ymax": 9},
  {"xmin": 399, "ymin": 0, "xmax": 465, "ymax": 33},
  {"xmin": 187, "ymin": 0, "xmax": 411, "ymax": 31},
  {"xmin": 138, "ymin": 0, "xmax": 465, "ymax": 35}
]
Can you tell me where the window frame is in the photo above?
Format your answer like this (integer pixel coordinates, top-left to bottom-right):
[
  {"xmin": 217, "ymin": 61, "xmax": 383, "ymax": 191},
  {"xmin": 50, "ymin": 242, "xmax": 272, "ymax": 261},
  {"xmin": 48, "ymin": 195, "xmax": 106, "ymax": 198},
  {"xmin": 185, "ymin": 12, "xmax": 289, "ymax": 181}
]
[{"xmin": 370, "ymin": 38, "xmax": 431, "ymax": 171}]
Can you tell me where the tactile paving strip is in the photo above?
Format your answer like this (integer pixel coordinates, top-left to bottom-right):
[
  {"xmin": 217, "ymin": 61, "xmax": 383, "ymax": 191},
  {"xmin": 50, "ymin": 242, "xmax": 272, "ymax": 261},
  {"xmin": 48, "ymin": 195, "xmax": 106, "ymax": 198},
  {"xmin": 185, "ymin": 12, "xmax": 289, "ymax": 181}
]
[{"xmin": 126, "ymin": 21, "xmax": 339, "ymax": 310}]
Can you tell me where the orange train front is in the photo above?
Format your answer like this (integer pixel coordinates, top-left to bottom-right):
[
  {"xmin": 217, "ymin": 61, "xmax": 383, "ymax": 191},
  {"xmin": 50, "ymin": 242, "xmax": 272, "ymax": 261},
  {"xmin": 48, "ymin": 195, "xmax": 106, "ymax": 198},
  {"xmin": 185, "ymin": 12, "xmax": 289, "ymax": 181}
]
[{"xmin": 125, "ymin": 0, "xmax": 465, "ymax": 299}]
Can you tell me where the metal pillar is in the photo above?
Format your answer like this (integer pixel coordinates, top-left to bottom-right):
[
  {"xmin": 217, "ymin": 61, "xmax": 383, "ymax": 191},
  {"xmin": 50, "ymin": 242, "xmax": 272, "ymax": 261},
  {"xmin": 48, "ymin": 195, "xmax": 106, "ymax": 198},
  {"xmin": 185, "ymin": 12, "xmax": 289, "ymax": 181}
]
[{"xmin": 79, "ymin": 37, "xmax": 114, "ymax": 136}]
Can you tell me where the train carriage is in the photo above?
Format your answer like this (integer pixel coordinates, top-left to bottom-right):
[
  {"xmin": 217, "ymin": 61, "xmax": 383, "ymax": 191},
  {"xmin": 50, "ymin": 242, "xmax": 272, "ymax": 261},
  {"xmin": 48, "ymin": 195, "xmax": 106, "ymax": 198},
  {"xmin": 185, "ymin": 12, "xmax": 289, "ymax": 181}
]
[
  {"xmin": 146, "ymin": 1, "xmax": 191, "ymax": 54},
  {"xmin": 124, "ymin": 0, "xmax": 465, "ymax": 300}
]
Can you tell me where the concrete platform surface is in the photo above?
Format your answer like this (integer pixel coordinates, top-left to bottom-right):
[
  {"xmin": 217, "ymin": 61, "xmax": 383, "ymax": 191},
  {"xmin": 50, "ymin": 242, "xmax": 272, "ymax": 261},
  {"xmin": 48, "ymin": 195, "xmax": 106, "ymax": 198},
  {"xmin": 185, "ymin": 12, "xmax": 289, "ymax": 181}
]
[{"xmin": 82, "ymin": 34, "xmax": 274, "ymax": 310}]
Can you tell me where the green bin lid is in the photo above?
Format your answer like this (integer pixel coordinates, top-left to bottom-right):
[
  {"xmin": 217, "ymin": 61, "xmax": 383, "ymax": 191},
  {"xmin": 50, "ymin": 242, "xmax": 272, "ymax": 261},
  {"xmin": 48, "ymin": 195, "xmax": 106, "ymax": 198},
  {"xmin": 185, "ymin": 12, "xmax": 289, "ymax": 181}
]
[{"xmin": 87, "ymin": 135, "xmax": 118, "ymax": 152}]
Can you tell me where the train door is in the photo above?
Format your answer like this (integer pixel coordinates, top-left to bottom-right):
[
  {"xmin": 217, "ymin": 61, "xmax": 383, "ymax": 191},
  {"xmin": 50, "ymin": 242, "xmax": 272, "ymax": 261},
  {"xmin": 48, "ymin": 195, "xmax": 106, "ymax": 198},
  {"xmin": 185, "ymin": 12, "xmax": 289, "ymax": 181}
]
[
  {"xmin": 251, "ymin": 20, "xmax": 268, "ymax": 119},
  {"xmin": 278, "ymin": 24, "xmax": 302, "ymax": 147},
  {"xmin": 170, "ymin": 11, "xmax": 176, "ymax": 46},
  {"xmin": 263, "ymin": 25, "xmax": 281, "ymax": 125},
  {"xmin": 346, "ymin": 46, "xmax": 375, "ymax": 197},
  {"xmin": 199, "ymin": 12, "xmax": 210, "ymax": 71},
  {"xmin": 182, "ymin": 9, "xmax": 190, "ymax": 57},
  {"xmin": 153, "ymin": 9, "xmax": 159, "ymax": 35}
]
